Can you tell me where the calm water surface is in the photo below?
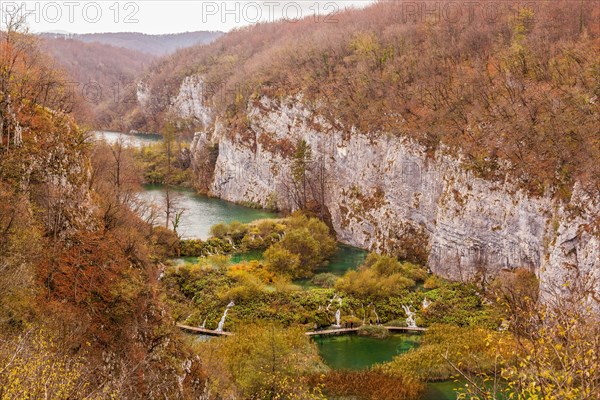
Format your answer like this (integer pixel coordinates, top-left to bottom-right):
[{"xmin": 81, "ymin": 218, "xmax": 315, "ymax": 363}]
[
  {"xmin": 93, "ymin": 131, "xmax": 162, "ymax": 148},
  {"xmin": 141, "ymin": 184, "xmax": 277, "ymax": 239},
  {"xmin": 314, "ymin": 333, "xmax": 421, "ymax": 370},
  {"xmin": 314, "ymin": 333, "xmax": 461, "ymax": 399}
]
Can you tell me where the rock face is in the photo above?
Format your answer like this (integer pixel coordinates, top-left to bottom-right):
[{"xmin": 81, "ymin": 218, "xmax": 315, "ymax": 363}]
[
  {"xmin": 170, "ymin": 75, "xmax": 213, "ymax": 126},
  {"xmin": 191, "ymin": 96, "xmax": 599, "ymax": 293},
  {"xmin": 136, "ymin": 74, "xmax": 213, "ymax": 128}
]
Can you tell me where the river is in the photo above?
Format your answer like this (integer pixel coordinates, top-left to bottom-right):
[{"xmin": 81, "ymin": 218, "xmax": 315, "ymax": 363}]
[
  {"xmin": 93, "ymin": 131, "xmax": 162, "ymax": 148},
  {"xmin": 96, "ymin": 131, "xmax": 459, "ymax": 400},
  {"xmin": 140, "ymin": 184, "xmax": 277, "ymax": 240}
]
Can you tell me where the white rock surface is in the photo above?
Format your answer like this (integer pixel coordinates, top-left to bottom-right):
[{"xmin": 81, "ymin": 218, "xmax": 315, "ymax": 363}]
[
  {"xmin": 191, "ymin": 96, "xmax": 599, "ymax": 296},
  {"xmin": 170, "ymin": 75, "xmax": 213, "ymax": 126}
]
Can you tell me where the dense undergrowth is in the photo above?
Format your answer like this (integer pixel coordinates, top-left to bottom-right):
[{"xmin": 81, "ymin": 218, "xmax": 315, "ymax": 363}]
[
  {"xmin": 165, "ymin": 217, "xmax": 497, "ymax": 332},
  {"xmin": 165, "ymin": 214, "xmax": 599, "ymax": 399},
  {"xmin": 0, "ymin": 24, "xmax": 209, "ymax": 398}
]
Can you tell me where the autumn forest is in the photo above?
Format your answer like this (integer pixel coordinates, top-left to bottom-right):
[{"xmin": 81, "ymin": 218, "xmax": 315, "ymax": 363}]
[{"xmin": 1, "ymin": 1, "xmax": 599, "ymax": 400}]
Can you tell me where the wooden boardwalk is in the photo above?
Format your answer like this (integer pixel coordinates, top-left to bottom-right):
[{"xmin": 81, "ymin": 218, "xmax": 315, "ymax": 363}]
[
  {"xmin": 176, "ymin": 324, "xmax": 233, "ymax": 336},
  {"xmin": 178, "ymin": 324, "xmax": 426, "ymax": 337},
  {"xmin": 305, "ymin": 326, "xmax": 427, "ymax": 336}
]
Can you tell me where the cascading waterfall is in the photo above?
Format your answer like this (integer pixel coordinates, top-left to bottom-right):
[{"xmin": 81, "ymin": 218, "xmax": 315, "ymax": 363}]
[
  {"xmin": 200, "ymin": 318, "xmax": 207, "ymax": 329},
  {"xmin": 326, "ymin": 294, "xmax": 338, "ymax": 311},
  {"xmin": 333, "ymin": 309, "xmax": 341, "ymax": 328},
  {"xmin": 215, "ymin": 301, "xmax": 235, "ymax": 332},
  {"xmin": 226, "ymin": 237, "xmax": 237, "ymax": 250},
  {"xmin": 402, "ymin": 304, "xmax": 417, "ymax": 328},
  {"xmin": 361, "ymin": 303, "xmax": 366, "ymax": 324},
  {"xmin": 372, "ymin": 305, "xmax": 380, "ymax": 325},
  {"xmin": 422, "ymin": 297, "xmax": 431, "ymax": 309},
  {"xmin": 326, "ymin": 294, "xmax": 342, "ymax": 327}
]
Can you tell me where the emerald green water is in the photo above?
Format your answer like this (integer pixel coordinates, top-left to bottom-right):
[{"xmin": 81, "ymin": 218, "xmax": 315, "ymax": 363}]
[
  {"xmin": 294, "ymin": 244, "xmax": 368, "ymax": 288},
  {"xmin": 314, "ymin": 333, "xmax": 421, "ymax": 370},
  {"xmin": 320, "ymin": 244, "xmax": 368, "ymax": 276},
  {"xmin": 314, "ymin": 333, "xmax": 460, "ymax": 399},
  {"xmin": 141, "ymin": 184, "xmax": 277, "ymax": 239}
]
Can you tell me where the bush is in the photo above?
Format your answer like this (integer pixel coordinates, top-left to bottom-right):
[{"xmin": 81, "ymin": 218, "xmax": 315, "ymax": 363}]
[
  {"xmin": 310, "ymin": 273, "xmax": 339, "ymax": 288},
  {"xmin": 263, "ymin": 214, "xmax": 337, "ymax": 278},
  {"xmin": 195, "ymin": 323, "xmax": 327, "ymax": 399},
  {"xmin": 335, "ymin": 253, "xmax": 427, "ymax": 298},
  {"xmin": 264, "ymin": 244, "xmax": 301, "ymax": 278},
  {"xmin": 422, "ymin": 283, "xmax": 498, "ymax": 328},
  {"xmin": 358, "ymin": 324, "xmax": 390, "ymax": 338},
  {"xmin": 379, "ymin": 324, "xmax": 514, "ymax": 382},
  {"xmin": 423, "ymin": 275, "xmax": 445, "ymax": 289},
  {"xmin": 317, "ymin": 370, "xmax": 424, "ymax": 400}
]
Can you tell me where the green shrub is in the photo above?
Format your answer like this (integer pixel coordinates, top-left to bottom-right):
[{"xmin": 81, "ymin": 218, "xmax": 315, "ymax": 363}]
[
  {"xmin": 379, "ymin": 324, "xmax": 514, "ymax": 381},
  {"xmin": 335, "ymin": 253, "xmax": 427, "ymax": 298},
  {"xmin": 423, "ymin": 283, "xmax": 499, "ymax": 328},
  {"xmin": 358, "ymin": 325, "xmax": 390, "ymax": 338},
  {"xmin": 310, "ymin": 273, "xmax": 338, "ymax": 288},
  {"xmin": 264, "ymin": 245, "xmax": 301, "ymax": 278},
  {"xmin": 262, "ymin": 214, "xmax": 336, "ymax": 278}
]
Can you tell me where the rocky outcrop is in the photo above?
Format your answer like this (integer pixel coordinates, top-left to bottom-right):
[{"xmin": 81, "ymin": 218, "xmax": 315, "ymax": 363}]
[
  {"xmin": 170, "ymin": 75, "xmax": 213, "ymax": 126},
  {"xmin": 190, "ymin": 96, "xmax": 599, "ymax": 294},
  {"xmin": 136, "ymin": 74, "xmax": 214, "ymax": 130}
]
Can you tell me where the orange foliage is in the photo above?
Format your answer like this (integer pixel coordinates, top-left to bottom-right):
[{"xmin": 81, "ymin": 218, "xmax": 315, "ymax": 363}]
[{"xmin": 139, "ymin": 0, "xmax": 600, "ymax": 198}]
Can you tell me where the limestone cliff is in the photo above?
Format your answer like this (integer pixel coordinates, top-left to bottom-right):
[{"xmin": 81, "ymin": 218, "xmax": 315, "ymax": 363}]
[{"xmin": 191, "ymin": 95, "xmax": 599, "ymax": 295}]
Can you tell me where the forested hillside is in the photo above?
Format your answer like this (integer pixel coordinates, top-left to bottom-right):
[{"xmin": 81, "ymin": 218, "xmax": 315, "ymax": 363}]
[
  {"xmin": 43, "ymin": 31, "xmax": 223, "ymax": 56},
  {"xmin": 43, "ymin": 37, "xmax": 155, "ymax": 129},
  {"xmin": 139, "ymin": 0, "xmax": 600, "ymax": 198},
  {"xmin": 1, "ymin": 21, "xmax": 204, "ymax": 398},
  {"xmin": 2, "ymin": 1, "xmax": 600, "ymax": 398}
]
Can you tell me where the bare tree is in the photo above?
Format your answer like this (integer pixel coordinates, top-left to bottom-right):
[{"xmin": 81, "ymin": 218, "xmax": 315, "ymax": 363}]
[{"xmin": 0, "ymin": 9, "xmax": 71, "ymax": 151}]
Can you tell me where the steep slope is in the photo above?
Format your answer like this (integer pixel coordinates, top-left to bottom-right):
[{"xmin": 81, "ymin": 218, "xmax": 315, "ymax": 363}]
[
  {"xmin": 136, "ymin": 1, "xmax": 599, "ymax": 296},
  {"xmin": 1, "ymin": 27, "xmax": 205, "ymax": 398},
  {"xmin": 42, "ymin": 37, "xmax": 154, "ymax": 128}
]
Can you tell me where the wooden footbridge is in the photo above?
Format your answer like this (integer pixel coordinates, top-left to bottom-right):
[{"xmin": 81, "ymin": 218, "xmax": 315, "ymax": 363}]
[
  {"xmin": 305, "ymin": 326, "xmax": 427, "ymax": 336},
  {"xmin": 177, "ymin": 324, "xmax": 426, "ymax": 337},
  {"xmin": 177, "ymin": 324, "xmax": 233, "ymax": 336}
]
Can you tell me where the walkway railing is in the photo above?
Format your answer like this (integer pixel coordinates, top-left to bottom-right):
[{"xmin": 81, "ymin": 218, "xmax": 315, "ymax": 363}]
[
  {"xmin": 177, "ymin": 324, "xmax": 427, "ymax": 337},
  {"xmin": 306, "ymin": 326, "xmax": 427, "ymax": 336},
  {"xmin": 176, "ymin": 324, "xmax": 233, "ymax": 336}
]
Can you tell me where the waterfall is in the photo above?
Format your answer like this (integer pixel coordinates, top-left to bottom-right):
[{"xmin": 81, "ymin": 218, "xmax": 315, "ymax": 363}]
[
  {"xmin": 361, "ymin": 303, "xmax": 366, "ymax": 324},
  {"xmin": 422, "ymin": 297, "xmax": 431, "ymax": 309},
  {"xmin": 200, "ymin": 318, "xmax": 206, "ymax": 329},
  {"xmin": 333, "ymin": 309, "xmax": 341, "ymax": 328},
  {"xmin": 402, "ymin": 305, "xmax": 417, "ymax": 328},
  {"xmin": 215, "ymin": 301, "xmax": 235, "ymax": 332},
  {"xmin": 326, "ymin": 294, "xmax": 338, "ymax": 311},
  {"xmin": 326, "ymin": 294, "xmax": 342, "ymax": 328},
  {"xmin": 372, "ymin": 305, "xmax": 380, "ymax": 325},
  {"xmin": 226, "ymin": 237, "xmax": 237, "ymax": 250}
]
